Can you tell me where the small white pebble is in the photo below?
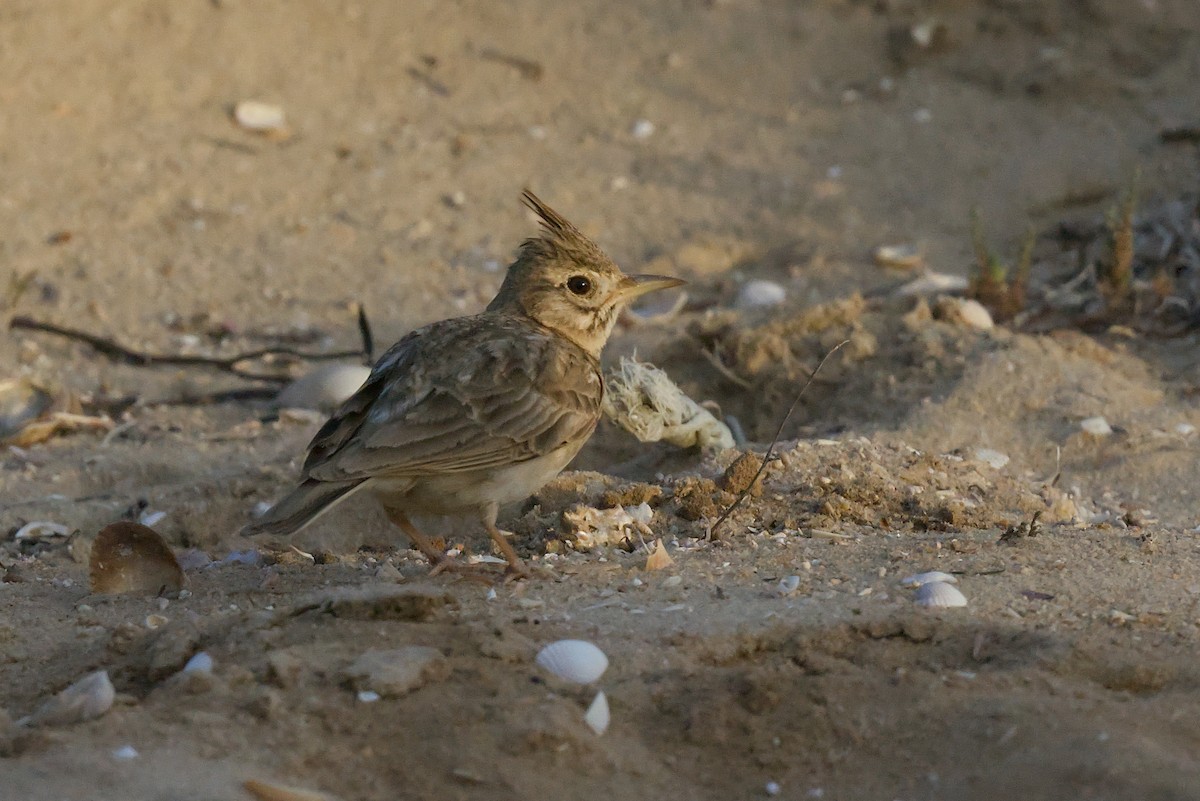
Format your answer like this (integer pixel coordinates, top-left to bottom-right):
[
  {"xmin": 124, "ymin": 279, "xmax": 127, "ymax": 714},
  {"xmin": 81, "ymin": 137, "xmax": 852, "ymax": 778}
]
[
  {"xmin": 776, "ymin": 576, "xmax": 801, "ymax": 596},
  {"xmin": 736, "ymin": 279, "xmax": 787, "ymax": 310},
  {"xmin": 233, "ymin": 100, "xmax": 286, "ymax": 132},
  {"xmin": 766, "ymin": 781, "xmax": 781, "ymax": 796},
  {"xmin": 527, "ymin": 125, "xmax": 547, "ymax": 140},
  {"xmin": 630, "ymin": 577, "xmax": 644, "ymax": 587},
  {"xmin": 485, "ymin": 588, "xmax": 498, "ymax": 601},
  {"xmin": 826, "ymin": 165, "xmax": 843, "ymax": 179},
  {"xmin": 112, "ymin": 745, "xmax": 139, "ymax": 760},
  {"xmin": 631, "ymin": 119, "xmax": 655, "ymax": 139},
  {"xmin": 357, "ymin": 690, "xmax": 381, "ymax": 703},
  {"xmin": 138, "ymin": 510, "xmax": 167, "ymax": 527},
  {"xmin": 1174, "ymin": 422, "xmax": 1195, "ymax": 436},
  {"xmin": 662, "ymin": 575, "xmax": 683, "ymax": 588},
  {"xmin": 913, "ymin": 108, "xmax": 933, "ymax": 123},
  {"xmin": 182, "ymin": 652, "xmax": 213, "ymax": 675},
  {"xmin": 1080, "ymin": 416, "xmax": 1112, "ymax": 436}
]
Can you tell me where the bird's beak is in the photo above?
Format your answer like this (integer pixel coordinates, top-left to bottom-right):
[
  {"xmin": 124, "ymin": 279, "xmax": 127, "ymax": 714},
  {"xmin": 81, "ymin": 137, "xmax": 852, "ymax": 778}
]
[{"xmin": 616, "ymin": 274, "xmax": 687, "ymax": 300}]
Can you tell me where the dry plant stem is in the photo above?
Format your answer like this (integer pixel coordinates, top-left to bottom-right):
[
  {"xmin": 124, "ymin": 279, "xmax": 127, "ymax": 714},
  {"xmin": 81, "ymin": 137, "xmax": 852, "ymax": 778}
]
[
  {"xmin": 10, "ymin": 315, "xmax": 370, "ymax": 382},
  {"xmin": 707, "ymin": 339, "xmax": 850, "ymax": 539}
]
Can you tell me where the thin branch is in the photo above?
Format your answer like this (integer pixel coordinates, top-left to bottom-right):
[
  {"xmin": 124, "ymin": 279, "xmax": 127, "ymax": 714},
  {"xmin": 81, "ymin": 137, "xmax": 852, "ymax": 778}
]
[
  {"xmin": 707, "ymin": 339, "xmax": 850, "ymax": 539},
  {"xmin": 9, "ymin": 315, "xmax": 365, "ymax": 382}
]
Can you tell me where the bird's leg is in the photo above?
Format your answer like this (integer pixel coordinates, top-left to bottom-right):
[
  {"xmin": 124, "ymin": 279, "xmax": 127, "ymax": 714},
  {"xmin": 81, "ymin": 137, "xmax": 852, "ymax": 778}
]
[
  {"xmin": 383, "ymin": 506, "xmax": 452, "ymax": 569},
  {"xmin": 481, "ymin": 502, "xmax": 531, "ymax": 579}
]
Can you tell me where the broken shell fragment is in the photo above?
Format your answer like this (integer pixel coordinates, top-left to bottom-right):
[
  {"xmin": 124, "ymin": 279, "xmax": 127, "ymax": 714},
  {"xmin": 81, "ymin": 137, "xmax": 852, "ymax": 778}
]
[
  {"xmin": 24, "ymin": 670, "xmax": 115, "ymax": 727},
  {"xmin": 900, "ymin": 571, "xmax": 958, "ymax": 588},
  {"xmin": 935, "ymin": 296, "xmax": 994, "ymax": 330},
  {"xmin": 1080, "ymin": 416, "xmax": 1112, "ymax": 437},
  {"xmin": 584, "ymin": 690, "xmax": 610, "ymax": 735},
  {"xmin": 14, "ymin": 521, "xmax": 71, "ymax": 542},
  {"xmin": 182, "ymin": 652, "xmax": 214, "ymax": 674},
  {"xmin": 893, "ymin": 271, "xmax": 970, "ymax": 297},
  {"xmin": 914, "ymin": 581, "xmax": 967, "ymax": 608},
  {"xmin": 276, "ymin": 363, "xmax": 371, "ymax": 412},
  {"xmin": 535, "ymin": 640, "xmax": 609, "ymax": 684},
  {"xmin": 873, "ymin": 243, "xmax": 923, "ymax": 270},
  {"xmin": 89, "ymin": 522, "xmax": 185, "ymax": 596},
  {"xmin": 0, "ymin": 378, "xmax": 53, "ymax": 442},
  {"xmin": 776, "ymin": 575, "xmax": 801, "ymax": 596},
  {"xmin": 644, "ymin": 540, "xmax": 673, "ymax": 571},
  {"xmin": 243, "ymin": 779, "xmax": 341, "ymax": 801}
]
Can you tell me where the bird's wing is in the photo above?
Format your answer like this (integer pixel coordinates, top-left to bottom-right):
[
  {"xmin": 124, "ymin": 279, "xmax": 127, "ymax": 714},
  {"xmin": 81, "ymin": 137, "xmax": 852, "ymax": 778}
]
[{"xmin": 302, "ymin": 316, "xmax": 602, "ymax": 482}]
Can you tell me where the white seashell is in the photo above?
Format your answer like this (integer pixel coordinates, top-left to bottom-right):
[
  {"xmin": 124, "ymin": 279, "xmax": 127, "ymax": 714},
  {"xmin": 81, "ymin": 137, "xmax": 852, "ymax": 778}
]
[
  {"xmin": 276, "ymin": 363, "xmax": 371, "ymax": 412},
  {"xmin": 144, "ymin": 614, "xmax": 169, "ymax": 630},
  {"xmin": 914, "ymin": 581, "xmax": 967, "ymax": 608},
  {"xmin": 1176, "ymin": 423, "xmax": 1196, "ymax": 437},
  {"xmin": 873, "ymin": 243, "xmax": 923, "ymax": 270},
  {"xmin": 631, "ymin": 119, "xmax": 655, "ymax": 139},
  {"xmin": 974, "ymin": 448, "xmax": 1009, "ymax": 469},
  {"xmin": 938, "ymin": 297, "xmax": 994, "ymax": 330},
  {"xmin": 1080, "ymin": 416, "xmax": 1112, "ymax": 436},
  {"xmin": 901, "ymin": 571, "xmax": 958, "ymax": 588},
  {"xmin": 234, "ymin": 100, "xmax": 286, "ymax": 132},
  {"xmin": 182, "ymin": 652, "xmax": 213, "ymax": 674},
  {"xmin": 138, "ymin": 510, "xmax": 167, "ymax": 527},
  {"xmin": 776, "ymin": 575, "xmax": 801, "ymax": 596},
  {"xmin": 584, "ymin": 690, "xmax": 610, "ymax": 735},
  {"xmin": 735, "ymin": 279, "xmax": 787, "ymax": 310},
  {"xmin": 112, "ymin": 745, "xmax": 139, "ymax": 760},
  {"xmin": 14, "ymin": 521, "xmax": 71, "ymax": 541},
  {"xmin": 535, "ymin": 640, "xmax": 609, "ymax": 684},
  {"xmin": 893, "ymin": 271, "xmax": 969, "ymax": 297},
  {"xmin": 24, "ymin": 670, "xmax": 115, "ymax": 727},
  {"xmin": 357, "ymin": 690, "xmax": 381, "ymax": 703}
]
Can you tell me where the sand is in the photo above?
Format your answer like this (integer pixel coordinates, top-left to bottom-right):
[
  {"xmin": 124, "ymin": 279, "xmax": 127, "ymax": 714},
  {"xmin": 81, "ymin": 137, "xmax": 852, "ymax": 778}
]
[{"xmin": 3, "ymin": 2, "xmax": 1200, "ymax": 799}]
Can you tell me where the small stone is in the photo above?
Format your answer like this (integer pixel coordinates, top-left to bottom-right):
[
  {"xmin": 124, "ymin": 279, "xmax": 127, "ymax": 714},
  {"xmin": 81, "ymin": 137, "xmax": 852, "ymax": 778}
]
[
  {"xmin": 631, "ymin": 119, "xmax": 655, "ymax": 139},
  {"xmin": 112, "ymin": 745, "xmax": 139, "ymax": 760},
  {"xmin": 974, "ymin": 448, "xmax": 1009, "ymax": 469},
  {"xmin": 233, "ymin": 100, "xmax": 287, "ymax": 133},
  {"xmin": 1080, "ymin": 416, "xmax": 1112, "ymax": 437},
  {"xmin": 341, "ymin": 646, "xmax": 448, "ymax": 698}
]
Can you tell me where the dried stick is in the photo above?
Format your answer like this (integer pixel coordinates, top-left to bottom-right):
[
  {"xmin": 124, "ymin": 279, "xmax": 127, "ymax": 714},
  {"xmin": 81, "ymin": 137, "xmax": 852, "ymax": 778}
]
[
  {"xmin": 10, "ymin": 315, "xmax": 367, "ymax": 382},
  {"xmin": 707, "ymin": 339, "xmax": 850, "ymax": 539}
]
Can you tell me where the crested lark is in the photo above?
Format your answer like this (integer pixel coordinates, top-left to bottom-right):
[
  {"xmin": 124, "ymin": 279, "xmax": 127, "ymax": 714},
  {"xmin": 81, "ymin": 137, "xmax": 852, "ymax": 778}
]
[{"xmin": 244, "ymin": 191, "xmax": 684, "ymax": 576}]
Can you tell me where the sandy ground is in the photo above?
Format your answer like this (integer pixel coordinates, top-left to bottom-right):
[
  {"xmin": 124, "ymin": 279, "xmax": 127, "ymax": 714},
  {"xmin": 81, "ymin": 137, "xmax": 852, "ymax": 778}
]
[{"xmin": 3, "ymin": 1, "xmax": 1200, "ymax": 799}]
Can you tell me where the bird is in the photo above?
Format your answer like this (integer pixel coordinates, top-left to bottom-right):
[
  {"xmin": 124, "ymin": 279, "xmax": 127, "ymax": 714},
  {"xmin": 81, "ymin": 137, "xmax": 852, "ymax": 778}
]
[{"xmin": 243, "ymin": 190, "xmax": 684, "ymax": 577}]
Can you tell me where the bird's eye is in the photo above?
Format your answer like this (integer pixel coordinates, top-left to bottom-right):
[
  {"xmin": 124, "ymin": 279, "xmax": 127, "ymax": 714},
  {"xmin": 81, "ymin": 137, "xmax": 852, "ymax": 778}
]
[{"xmin": 566, "ymin": 275, "xmax": 592, "ymax": 295}]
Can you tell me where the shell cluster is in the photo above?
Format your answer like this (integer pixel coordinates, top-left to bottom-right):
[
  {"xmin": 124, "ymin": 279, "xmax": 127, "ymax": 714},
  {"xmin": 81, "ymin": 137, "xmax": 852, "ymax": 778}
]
[{"xmin": 536, "ymin": 640, "xmax": 612, "ymax": 736}]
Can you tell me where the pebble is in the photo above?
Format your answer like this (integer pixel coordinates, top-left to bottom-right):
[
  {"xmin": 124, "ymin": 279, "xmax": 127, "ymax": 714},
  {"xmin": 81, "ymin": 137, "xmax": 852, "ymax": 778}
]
[
  {"xmin": 735, "ymin": 279, "xmax": 787, "ymax": 309},
  {"xmin": 233, "ymin": 100, "xmax": 286, "ymax": 133},
  {"xmin": 112, "ymin": 745, "xmax": 139, "ymax": 760},
  {"xmin": 341, "ymin": 646, "xmax": 448, "ymax": 698},
  {"xmin": 1080, "ymin": 416, "xmax": 1112, "ymax": 437},
  {"xmin": 974, "ymin": 448, "xmax": 1009, "ymax": 469},
  {"xmin": 631, "ymin": 119, "xmax": 655, "ymax": 139}
]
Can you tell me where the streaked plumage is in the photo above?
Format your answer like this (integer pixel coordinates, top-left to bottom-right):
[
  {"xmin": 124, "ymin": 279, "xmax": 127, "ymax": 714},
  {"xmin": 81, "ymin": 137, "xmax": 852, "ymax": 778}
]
[{"xmin": 244, "ymin": 191, "xmax": 683, "ymax": 576}]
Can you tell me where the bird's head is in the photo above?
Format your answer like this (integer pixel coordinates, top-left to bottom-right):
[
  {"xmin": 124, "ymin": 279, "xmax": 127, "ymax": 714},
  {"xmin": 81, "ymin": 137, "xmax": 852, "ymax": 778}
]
[{"xmin": 487, "ymin": 191, "xmax": 684, "ymax": 357}]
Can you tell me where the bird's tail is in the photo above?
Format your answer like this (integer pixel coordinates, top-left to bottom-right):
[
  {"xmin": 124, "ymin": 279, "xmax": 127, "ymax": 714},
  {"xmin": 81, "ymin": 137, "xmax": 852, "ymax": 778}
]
[{"xmin": 241, "ymin": 478, "xmax": 367, "ymax": 537}]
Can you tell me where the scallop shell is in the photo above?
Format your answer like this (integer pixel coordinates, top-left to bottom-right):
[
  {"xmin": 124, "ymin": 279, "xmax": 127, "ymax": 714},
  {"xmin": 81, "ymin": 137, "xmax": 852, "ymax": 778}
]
[
  {"xmin": 914, "ymin": 581, "xmax": 968, "ymax": 608},
  {"xmin": 584, "ymin": 690, "xmax": 610, "ymax": 735},
  {"xmin": 89, "ymin": 522, "xmax": 185, "ymax": 595},
  {"xmin": 276, "ymin": 363, "xmax": 371, "ymax": 412},
  {"xmin": 535, "ymin": 640, "xmax": 609, "ymax": 684},
  {"xmin": 24, "ymin": 670, "xmax": 114, "ymax": 727},
  {"xmin": 776, "ymin": 575, "xmax": 801, "ymax": 596},
  {"xmin": 900, "ymin": 571, "xmax": 958, "ymax": 588},
  {"xmin": 0, "ymin": 378, "xmax": 53, "ymax": 442}
]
